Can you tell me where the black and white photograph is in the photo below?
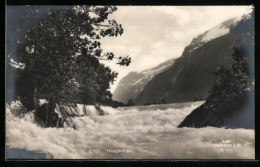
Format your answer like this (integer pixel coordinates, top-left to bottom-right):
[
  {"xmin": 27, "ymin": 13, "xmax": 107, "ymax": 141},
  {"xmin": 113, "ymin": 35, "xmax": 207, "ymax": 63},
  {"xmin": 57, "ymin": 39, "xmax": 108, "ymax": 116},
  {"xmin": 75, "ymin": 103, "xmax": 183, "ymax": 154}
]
[{"xmin": 6, "ymin": 5, "xmax": 255, "ymax": 159}]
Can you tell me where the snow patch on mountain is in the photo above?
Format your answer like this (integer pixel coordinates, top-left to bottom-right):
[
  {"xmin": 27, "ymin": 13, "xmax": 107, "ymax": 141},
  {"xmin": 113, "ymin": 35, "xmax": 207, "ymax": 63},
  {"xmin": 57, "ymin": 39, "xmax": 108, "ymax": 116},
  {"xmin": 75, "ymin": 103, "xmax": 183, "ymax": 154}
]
[
  {"xmin": 190, "ymin": 16, "xmax": 242, "ymax": 51},
  {"xmin": 201, "ymin": 25, "xmax": 229, "ymax": 42},
  {"xmin": 132, "ymin": 59, "xmax": 175, "ymax": 85},
  {"xmin": 142, "ymin": 63, "xmax": 173, "ymax": 76},
  {"xmin": 112, "ymin": 59, "xmax": 175, "ymax": 102}
]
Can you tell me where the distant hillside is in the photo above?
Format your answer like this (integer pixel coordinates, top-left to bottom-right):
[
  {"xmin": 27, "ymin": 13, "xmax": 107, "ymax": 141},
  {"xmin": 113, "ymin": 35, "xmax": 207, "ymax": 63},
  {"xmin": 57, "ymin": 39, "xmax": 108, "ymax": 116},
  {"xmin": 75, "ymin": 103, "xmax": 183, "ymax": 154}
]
[
  {"xmin": 112, "ymin": 59, "xmax": 175, "ymax": 103},
  {"xmin": 135, "ymin": 17, "xmax": 243, "ymax": 105},
  {"xmin": 178, "ymin": 13, "xmax": 254, "ymax": 129}
]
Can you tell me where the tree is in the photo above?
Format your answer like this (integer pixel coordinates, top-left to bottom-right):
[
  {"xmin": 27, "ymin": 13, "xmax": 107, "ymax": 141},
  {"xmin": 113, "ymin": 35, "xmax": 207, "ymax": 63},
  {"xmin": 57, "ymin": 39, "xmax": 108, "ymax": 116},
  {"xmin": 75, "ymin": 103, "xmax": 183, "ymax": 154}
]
[
  {"xmin": 161, "ymin": 97, "xmax": 166, "ymax": 104},
  {"xmin": 13, "ymin": 6, "xmax": 131, "ymax": 110},
  {"xmin": 126, "ymin": 98, "xmax": 135, "ymax": 106},
  {"xmin": 207, "ymin": 10, "xmax": 254, "ymax": 101},
  {"xmin": 193, "ymin": 97, "xmax": 198, "ymax": 102},
  {"xmin": 208, "ymin": 47, "xmax": 253, "ymax": 100}
]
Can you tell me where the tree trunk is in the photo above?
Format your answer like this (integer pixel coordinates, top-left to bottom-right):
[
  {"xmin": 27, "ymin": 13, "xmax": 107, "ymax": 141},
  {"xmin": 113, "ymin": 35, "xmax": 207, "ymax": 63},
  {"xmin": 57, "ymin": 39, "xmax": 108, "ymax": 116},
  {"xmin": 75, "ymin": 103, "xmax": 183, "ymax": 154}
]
[
  {"xmin": 46, "ymin": 97, "xmax": 56, "ymax": 127},
  {"xmin": 33, "ymin": 87, "xmax": 38, "ymax": 109}
]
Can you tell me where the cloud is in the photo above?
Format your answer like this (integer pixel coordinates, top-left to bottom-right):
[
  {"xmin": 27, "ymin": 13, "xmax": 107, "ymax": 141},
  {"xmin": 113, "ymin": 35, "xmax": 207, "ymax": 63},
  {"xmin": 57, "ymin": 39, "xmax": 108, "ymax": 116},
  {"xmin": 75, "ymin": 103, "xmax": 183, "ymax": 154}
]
[{"xmin": 98, "ymin": 6, "xmax": 252, "ymax": 92}]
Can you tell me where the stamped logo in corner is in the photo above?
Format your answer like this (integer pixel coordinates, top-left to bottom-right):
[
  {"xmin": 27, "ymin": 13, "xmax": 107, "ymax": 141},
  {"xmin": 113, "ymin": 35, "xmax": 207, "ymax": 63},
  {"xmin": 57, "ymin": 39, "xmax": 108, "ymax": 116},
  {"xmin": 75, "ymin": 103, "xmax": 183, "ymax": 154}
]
[{"xmin": 213, "ymin": 140, "xmax": 242, "ymax": 152}]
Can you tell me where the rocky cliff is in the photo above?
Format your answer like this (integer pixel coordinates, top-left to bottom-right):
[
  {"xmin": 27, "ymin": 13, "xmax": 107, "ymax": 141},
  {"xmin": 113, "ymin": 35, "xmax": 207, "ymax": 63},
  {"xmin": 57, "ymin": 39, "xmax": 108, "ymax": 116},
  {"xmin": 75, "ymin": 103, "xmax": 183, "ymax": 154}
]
[
  {"xmin": 178, "ymin": 13, "xmax": 254, "ymax": 129},
  {"xmin": 134, "ymin": 18, "xmax": 241, "ymax": 105},
  {"xmin": 112, "ymin": 59, "xmax": 175, "ymax": 103}
]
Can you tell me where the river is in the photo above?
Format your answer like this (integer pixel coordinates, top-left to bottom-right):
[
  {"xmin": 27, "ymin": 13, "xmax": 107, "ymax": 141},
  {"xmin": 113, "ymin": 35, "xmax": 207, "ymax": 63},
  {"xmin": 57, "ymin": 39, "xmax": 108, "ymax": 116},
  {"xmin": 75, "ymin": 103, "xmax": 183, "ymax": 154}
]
[{"xmin": 6, "ymin": 101, "xmax": 254, "ymax": 159}]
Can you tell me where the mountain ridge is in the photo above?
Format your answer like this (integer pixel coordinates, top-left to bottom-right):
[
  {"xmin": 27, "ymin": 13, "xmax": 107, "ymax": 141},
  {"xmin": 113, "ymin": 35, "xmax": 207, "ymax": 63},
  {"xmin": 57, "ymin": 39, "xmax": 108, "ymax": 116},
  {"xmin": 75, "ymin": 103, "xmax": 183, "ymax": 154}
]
[
  {"xmin": 112, "ymin": 58, "xmax": 175, "ymax": 103},
  {"xmin": 134, "ymin": 16, "xmax": 242, "ymax": 105}
]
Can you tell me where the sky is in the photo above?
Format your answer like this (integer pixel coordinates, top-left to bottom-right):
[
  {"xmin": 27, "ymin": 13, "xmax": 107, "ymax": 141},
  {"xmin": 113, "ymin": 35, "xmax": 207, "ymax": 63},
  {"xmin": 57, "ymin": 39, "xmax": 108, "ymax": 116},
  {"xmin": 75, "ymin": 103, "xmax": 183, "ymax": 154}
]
[{"xmin": 98, "ymin": 6, "xmax": 252, "ymax": 92}]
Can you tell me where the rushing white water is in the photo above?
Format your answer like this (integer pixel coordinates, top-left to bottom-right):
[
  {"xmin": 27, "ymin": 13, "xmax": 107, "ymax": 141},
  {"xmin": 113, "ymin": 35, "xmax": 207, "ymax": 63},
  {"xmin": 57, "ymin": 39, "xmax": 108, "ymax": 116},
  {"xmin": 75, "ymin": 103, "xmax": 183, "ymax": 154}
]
[{"xmin": 6, "ymin": 101, "xmax": 254, "ymax": 159}]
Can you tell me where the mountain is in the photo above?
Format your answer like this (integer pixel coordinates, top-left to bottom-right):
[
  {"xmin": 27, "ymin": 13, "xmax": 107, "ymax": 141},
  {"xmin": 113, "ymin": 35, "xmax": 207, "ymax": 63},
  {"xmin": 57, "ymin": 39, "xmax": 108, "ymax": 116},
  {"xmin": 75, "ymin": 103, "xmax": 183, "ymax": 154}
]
[
  {"xmin": 178, "ymin": 92, "xmax": 254, "ymax": 129},
  {"xmin": 134, "ymin": 17, "xmax": 243, "ymax": 105},
  {"xmin": 112, "ymin": 58, "xmax": 175, "ymax": 103},
  {"xmin": 178, "ymin": 13, "xmax": 254, "ymax": 129}
]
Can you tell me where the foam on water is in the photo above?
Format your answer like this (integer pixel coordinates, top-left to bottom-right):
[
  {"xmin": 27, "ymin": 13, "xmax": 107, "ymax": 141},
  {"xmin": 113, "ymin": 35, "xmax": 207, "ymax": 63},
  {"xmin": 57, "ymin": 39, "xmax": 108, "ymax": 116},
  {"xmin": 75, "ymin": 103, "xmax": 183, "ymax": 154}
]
[{"xmin": 6, "ymin": 101, "xmax": 254, "ymax": 159}]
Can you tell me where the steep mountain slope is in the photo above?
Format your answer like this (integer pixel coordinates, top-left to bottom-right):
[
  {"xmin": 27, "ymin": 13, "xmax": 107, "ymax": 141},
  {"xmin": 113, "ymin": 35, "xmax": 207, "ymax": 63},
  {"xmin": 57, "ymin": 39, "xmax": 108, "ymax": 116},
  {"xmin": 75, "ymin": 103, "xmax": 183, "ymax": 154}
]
[
  {"xmin": 135, "ymin": 17, "xmax": 242, "ymax": 105},
  {"xmin": 178, "ymin": 13, "xmax": 254, "ymax": 129},
  {"xmin": 112, "ymin": 59, "xmax": 175, "ymax": 103}
]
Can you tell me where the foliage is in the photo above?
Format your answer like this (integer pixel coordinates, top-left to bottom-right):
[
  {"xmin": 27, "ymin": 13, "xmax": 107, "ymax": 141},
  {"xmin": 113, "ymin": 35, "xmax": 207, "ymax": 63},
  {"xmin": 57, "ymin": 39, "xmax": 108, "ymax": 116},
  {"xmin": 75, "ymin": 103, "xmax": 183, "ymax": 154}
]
[
  {"xmin": 101, "ymin": 99, "xmax": 125, "ymax": 108},
  {"xmin": 208, "ymin": 10, "xmax": 254, "ymax": 101},
  {"xmin": 161, "ymin": 97, "xmax": 166, "ymax": 104},
  {"xmin": 209, "ymin": 48, "xmax": 252, "ymax": 100},
  {"xmin": 13, "ymin": 6, "xmax": 131, "ymax": 109},
  {"xmin": 192, "ymin": 97, "xmax": 198, "ymax": 102},
  {"xmin": 125, "ymin": 98, "xmax": 135, "ymax": 106}
]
